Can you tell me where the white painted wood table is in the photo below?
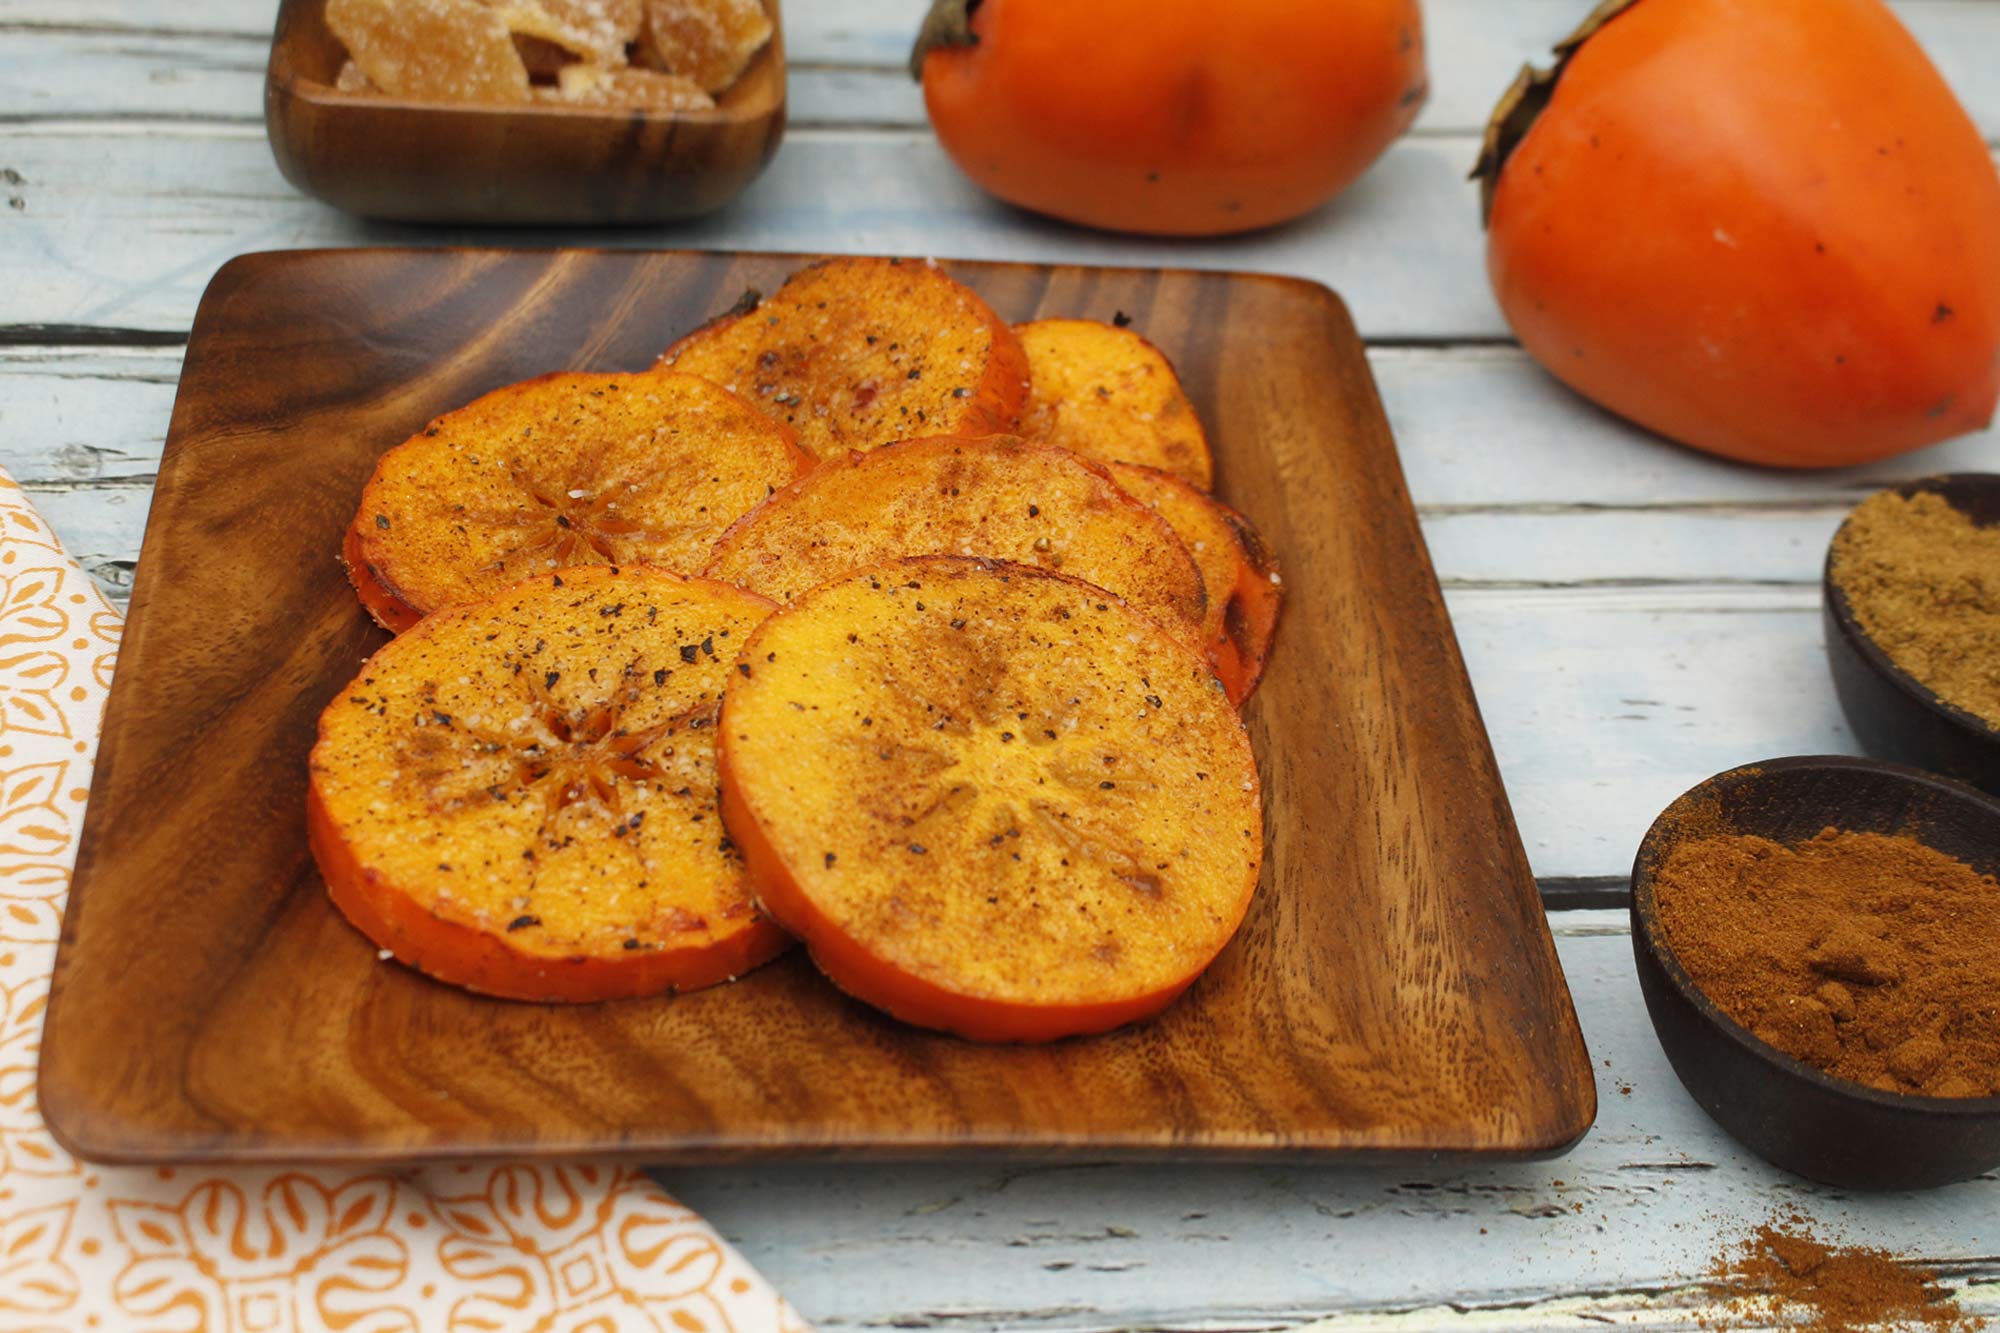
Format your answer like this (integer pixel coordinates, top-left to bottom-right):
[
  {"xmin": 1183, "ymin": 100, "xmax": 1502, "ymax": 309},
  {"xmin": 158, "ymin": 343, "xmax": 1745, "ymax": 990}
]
[{"xmin": 4, "ymin": 2, "xmax": 1996, "ymax": 1328}]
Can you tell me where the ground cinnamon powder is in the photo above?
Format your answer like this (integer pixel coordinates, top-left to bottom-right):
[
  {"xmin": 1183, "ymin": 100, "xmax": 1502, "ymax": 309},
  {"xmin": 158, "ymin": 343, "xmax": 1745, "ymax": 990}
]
[
  {"xmin": 1701, "ymin": 1215, "xmax": 1981, "ymax": 1332},
  {"xmin": 1829, "ymin": 490, "xmax": 2000, "ymax": 728},
  {"xmin": 1652, "ymin": 826, "xmax": 2000, "ymax": 1097}
]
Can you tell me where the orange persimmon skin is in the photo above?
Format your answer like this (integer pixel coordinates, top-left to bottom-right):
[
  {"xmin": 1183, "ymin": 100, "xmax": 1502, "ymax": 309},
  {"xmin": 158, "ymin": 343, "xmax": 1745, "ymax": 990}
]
[
  {"xmin": 340, "ymin": 521, "xmax": 422, "ymax": 633},
  {"xmin": 918, "ymin": 0, "xmax": 1427, "ymax": 237},
  {"xmin": 309, "ymin": 784, "xmax": 790, "ymax": 1003},
  {"xmin": 1487, "ymin": 0, "xmax": 2000, "ymax": 468}
]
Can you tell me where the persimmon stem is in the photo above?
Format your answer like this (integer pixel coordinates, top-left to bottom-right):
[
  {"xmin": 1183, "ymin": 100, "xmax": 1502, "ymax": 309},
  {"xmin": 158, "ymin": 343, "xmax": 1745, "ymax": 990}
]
[
  {"xmin": 909, "ymin": 0, "xmax": 980, "ymax": 81},
  {"xmin": 1472, "ymin": 0, "xmax": 1645, "ymax": 226}
]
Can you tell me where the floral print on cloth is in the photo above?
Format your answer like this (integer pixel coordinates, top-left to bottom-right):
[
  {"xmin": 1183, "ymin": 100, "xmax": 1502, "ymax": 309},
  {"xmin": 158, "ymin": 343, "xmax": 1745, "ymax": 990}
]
[{"xmin": 0, "ymin": 473, "xmax": 807, "ymax": 1333}]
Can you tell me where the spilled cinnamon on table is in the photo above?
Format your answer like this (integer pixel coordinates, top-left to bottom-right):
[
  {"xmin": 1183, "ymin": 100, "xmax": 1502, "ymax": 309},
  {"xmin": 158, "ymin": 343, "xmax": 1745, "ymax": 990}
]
[{"xmin": 1699, "ymin": 1214, "xmax": 1982, "ymax": 1332}]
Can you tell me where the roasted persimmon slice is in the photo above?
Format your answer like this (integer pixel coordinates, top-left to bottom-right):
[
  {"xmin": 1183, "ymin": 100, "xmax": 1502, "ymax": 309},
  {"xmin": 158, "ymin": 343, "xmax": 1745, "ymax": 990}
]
[
  {"xmin": 1106, "ymin": 462, "xmax": 1282, "ymax": 706},
  {"xmin": 656, "ymin": 257, "xmax": 1030, "ymax": 461},
  {"xmin": 704, "ymin": 435, "xmax": 1207, "ymax": 647},
  {"xmin": 1016, "ymin": 319, "xmax": 1215, "ymax": 489},
  {"xmin": 345, "ymin": 370, "xmax": 808, "ymax": 632},
  {"xmin": 309, "ymin": 565, "xmax": 788, "ymax": 1002},
  {"xmin": 718, "ymin": 556, "xmax": 1264, "ymax": 1042},
  {"xmin": 636, "ymin": 0, "xmax": 772, "ymax": 93}
]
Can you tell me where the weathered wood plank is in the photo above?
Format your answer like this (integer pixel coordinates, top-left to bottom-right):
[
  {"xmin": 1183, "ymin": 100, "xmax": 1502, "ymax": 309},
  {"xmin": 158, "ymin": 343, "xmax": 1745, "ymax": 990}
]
[
  {"xmin": 1371, "ymin": 347, "xmax": 2000, "ymax": 507},
  {"xmin": 6, "ymin": 4, "xmax": 1999, "ymax": 1328},
  {"xmin": 19, "ymin": 469, "xmax": 1876, "ymax": 593},
  {"xmin": 13, "ymin": 123, "xmax": 1994, "ymax": 357},
  {"xmin": 0, "ymin": 125, "xmax": 1501, "ymax": 337},
  {"xmin": 0, "ymin": 0, "xmax": 268, "ymax": 27},
  {"xmin": 0, "ymin": 348, "xmax": 180, "ymax": 484},
  {"xmin": 661, "ymin": 912, "xmax": 2000, "ymax": 1333},
  {"xmin": 4, "ymin": 1, "xmax": 1997, "ymax": 138},
  {"xmin": 1451, "ymin": 586, "xmax": 1859, "ymax": 880},
  {"xmin": 785, "ymin": 0, "xmax": 2000, "ymax": 142},
  {"xmin": 0, "ymin": 505, "xmax": 1875, "ymax": 878},
  {"xmin": 5, "ymin": 346, "xmax": 1982, "ymax": 883},
  {"xmin": 6, "ymin": 345, "xmax": 1993, "ymax": 508},
  {"xmin": 0, "ymin": 27, "xmax": 268, "ymax": 123},
  {"xmin": 0, "ymin": 25, "xmax": 930, "ymax": 130},
  {"xmin": 17, "ymin": 483, "xmax": 146, "ymax": 596},
  {"xmin": 1408, "ymin": 0, "xmax": 2000, "ymax": 141},
  {"xmin": 9, "ymin": 123, "xmax": 2000, "ymax": 343}
]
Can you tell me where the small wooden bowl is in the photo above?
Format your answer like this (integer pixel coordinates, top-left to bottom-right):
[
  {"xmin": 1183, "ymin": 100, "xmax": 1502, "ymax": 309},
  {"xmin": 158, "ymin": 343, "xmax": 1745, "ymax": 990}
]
[
  {"xmin": 264, "ymin": 0, "xmax": 786, "ymax": 225},
  {"xmin": 1630, "ymin": 755, "xmax": 2000, "ymax": 1190},
  {"xmin": 1824, "ymin": 474, "xmax": 2000, "ymax": 797}
]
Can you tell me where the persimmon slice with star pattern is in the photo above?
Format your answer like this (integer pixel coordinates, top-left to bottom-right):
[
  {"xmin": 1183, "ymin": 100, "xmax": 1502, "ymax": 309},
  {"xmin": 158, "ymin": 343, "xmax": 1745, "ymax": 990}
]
[
  {"xmin": 309, "ymin": 564, "xmax": 789, "ymax": 1001},
  {"xmin": 343, "ymin": 371, "xmax": 809, "ymax": 632},
  {"xmin": 717, "ymin": 556, "xmax": 1263, "ymax": 1041}
]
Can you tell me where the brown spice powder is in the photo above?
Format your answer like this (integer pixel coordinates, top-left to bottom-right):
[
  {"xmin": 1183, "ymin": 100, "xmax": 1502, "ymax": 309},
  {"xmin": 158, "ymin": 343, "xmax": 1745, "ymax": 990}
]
[
  {"xmin": 1702, "ymin": 1216, "xmax": 1981, "ymax": 1332},
  {"xmin": 1829, "ymin": 490, "xmax": 2000, "ymax": 729},
  {"xmin": 1652, "ymin": 827, "xmax": 2000, "ymax": 1097}
]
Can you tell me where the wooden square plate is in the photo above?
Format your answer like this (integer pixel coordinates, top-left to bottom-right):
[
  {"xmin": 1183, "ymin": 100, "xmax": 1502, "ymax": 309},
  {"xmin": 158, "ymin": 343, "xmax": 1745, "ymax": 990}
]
[
  {"xmin": 265, "ymin": 0, "xmax": 786, "ymax": 224},
  {"xmin": 40, "ymin": 249, "xmax": 1596, "ymax": 1166}
]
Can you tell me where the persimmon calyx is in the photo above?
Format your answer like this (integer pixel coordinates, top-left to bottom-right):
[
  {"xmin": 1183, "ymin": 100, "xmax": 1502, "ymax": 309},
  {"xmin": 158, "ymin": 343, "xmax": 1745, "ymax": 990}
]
[
  {"xmin": 1472, "ymin": 0, "xmax": 1643, "ymax": 226},
  {"xmin": 909, "ymin": 0, "xmax": 980, "ymax": 80}
]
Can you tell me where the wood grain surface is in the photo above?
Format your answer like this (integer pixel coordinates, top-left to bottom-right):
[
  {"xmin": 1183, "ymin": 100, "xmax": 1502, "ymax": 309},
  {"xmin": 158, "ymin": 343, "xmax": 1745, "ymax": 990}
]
[
  {"xmin": 37, "ymin": 249, "xmax": 1594, "ymax": 1166},
  {"xmin": 263, "ymin": 0, "xmax": 787, "ymax": 224}
]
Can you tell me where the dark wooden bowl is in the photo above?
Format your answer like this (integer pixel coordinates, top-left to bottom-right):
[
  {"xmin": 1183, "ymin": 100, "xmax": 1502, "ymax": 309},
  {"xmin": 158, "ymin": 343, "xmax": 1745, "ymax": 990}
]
[
  {"xmin": 264, "ymin": 0, "xmax": 786, "ymax": 225},
  {"xmin": 1824, "ymin": 474, "xmax": 2000, "ymax": 797},
  {"xmin": 1630, "ymin": 755, "xmax": 2000, "ymax": 1190}
]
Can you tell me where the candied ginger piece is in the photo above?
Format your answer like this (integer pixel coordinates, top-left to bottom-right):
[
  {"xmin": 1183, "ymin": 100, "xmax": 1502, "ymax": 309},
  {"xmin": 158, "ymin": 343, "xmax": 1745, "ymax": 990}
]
[
  {"xmin": 637, "ymin": 0, "xmax": 771, "ymax": 94},
  {"xmin": 333, "ymin": 58, "xmax": 377, "ymax": 93},
  {"xmin": 539, "ymin": 64, "xmax": 714, "ymax": 109},
  {"xmin": 493, "ymin": 0, "xmax": 641, "ymax": 69},
  {"xmin": 511, "ymin": 33, "xmax": 575, "ymax": 79},
  {"xmin": 327, "ymin": 0, "xmax": 531, "ymax": 103}
]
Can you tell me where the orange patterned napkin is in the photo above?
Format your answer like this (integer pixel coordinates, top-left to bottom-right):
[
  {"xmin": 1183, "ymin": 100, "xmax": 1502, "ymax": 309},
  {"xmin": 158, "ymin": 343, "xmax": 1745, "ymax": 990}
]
[{"xmin": 0, "ymin": 473, "xmax": 808, "ymax": 1333}]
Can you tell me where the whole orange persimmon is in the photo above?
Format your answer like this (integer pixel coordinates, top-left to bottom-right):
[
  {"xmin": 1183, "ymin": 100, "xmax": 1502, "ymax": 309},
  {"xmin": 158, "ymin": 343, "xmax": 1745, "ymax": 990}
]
[
  {"xmin": 911, "ymin": 0, "xmax": 1428, "ymax": 237},
  {"xmin": 1479, "ymin": 0, "xmax": 2000, "ymax": 468}
]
